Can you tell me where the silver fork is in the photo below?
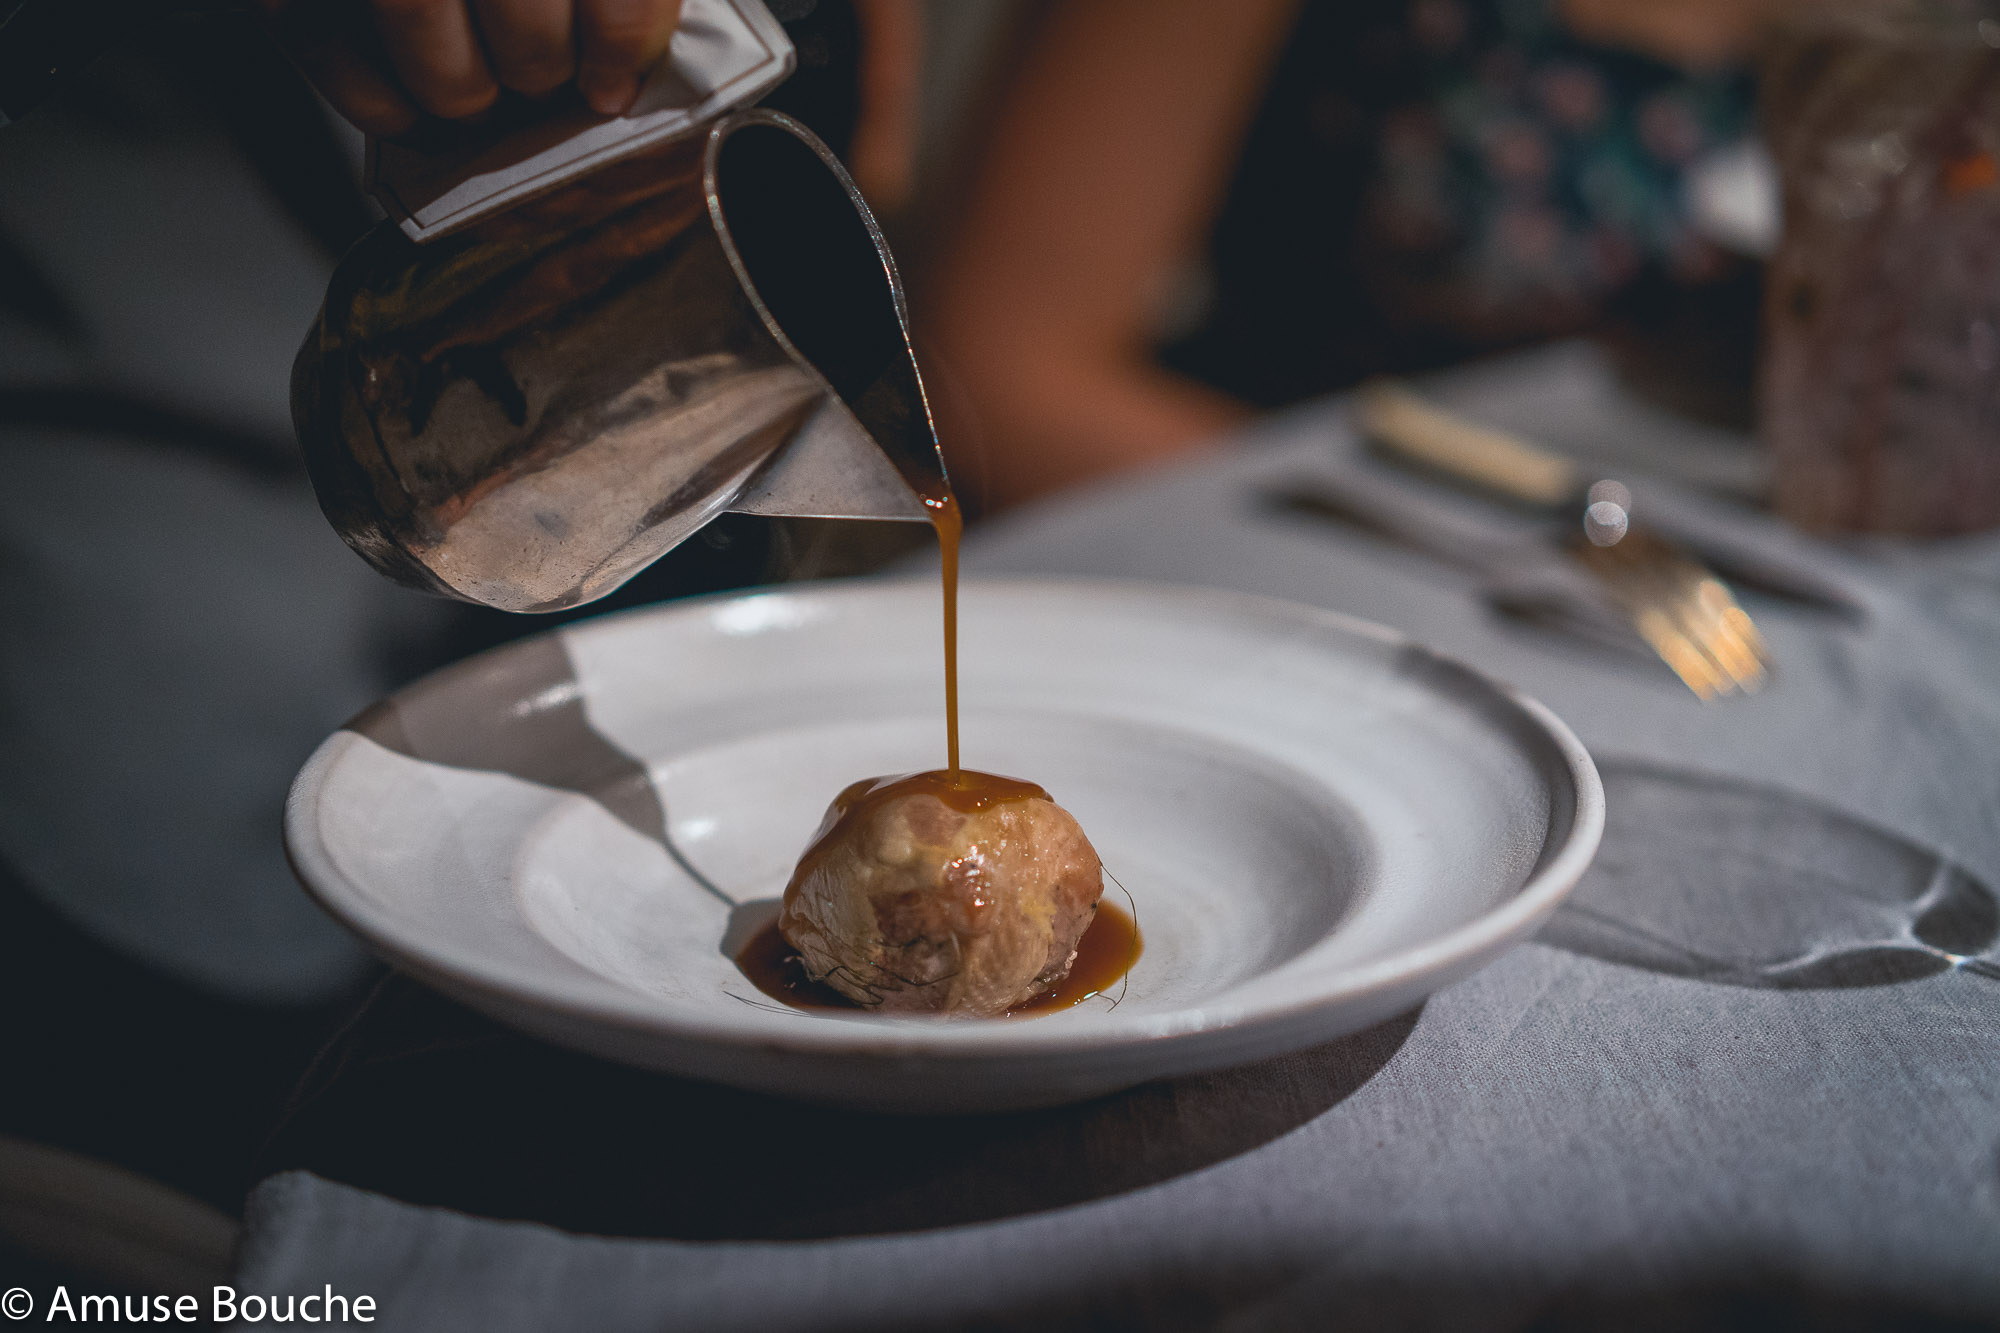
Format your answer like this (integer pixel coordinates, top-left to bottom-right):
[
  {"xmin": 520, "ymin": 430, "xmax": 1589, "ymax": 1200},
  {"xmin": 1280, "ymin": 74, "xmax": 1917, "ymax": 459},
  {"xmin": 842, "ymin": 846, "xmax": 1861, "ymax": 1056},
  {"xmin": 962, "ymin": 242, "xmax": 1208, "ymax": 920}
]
[{"xmin": 1357, "ymin": 382, "xmax": 1770, "ymax": 699}]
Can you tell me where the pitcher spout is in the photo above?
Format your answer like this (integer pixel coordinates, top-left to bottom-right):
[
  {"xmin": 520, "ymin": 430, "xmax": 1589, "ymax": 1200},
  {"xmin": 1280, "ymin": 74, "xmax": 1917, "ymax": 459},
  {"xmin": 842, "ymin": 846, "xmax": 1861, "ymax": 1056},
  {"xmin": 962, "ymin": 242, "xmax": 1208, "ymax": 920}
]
[{"xmin": 706, "ymin": 108, "xmax": 952, "ymax": 523}]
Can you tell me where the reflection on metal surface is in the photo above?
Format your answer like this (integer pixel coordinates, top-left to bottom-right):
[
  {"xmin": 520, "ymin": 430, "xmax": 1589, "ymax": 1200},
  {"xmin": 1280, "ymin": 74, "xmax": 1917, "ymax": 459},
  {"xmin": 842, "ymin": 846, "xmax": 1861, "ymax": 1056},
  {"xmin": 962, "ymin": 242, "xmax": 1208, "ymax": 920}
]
[
  {"xmin": 1581, "ymin": 480, "xmax": 1632, "ymax": 547},
  {"xmin": 294, "ymin": 110, "xmax": 947, "ymax": 613}
]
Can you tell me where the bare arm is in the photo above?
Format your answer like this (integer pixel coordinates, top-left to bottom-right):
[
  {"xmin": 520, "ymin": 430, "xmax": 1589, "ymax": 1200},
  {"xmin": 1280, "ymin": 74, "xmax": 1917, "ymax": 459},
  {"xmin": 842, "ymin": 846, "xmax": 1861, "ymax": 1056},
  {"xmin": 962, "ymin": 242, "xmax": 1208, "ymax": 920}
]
[{"xmin": 922, "ymin": 0, "xmax": 1296, "ymax": 512}]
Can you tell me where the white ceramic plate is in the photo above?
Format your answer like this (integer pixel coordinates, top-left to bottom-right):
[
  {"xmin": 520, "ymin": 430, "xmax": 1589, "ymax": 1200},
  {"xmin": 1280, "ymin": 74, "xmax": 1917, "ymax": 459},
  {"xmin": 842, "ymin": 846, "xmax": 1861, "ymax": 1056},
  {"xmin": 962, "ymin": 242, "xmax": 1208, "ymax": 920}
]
[{"xmin": 286, "ymin": 578, "xmax": 1602, "ymax": 1112}]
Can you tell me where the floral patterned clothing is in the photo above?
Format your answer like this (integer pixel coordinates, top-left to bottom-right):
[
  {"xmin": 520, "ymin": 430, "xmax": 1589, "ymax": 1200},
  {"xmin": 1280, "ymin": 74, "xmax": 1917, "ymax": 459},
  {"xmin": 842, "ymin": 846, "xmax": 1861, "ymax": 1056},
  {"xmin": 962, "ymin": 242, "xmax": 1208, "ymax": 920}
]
[{"xmin": 1163, "ymin": 0, "xmax": 1755, "ymax": 405}]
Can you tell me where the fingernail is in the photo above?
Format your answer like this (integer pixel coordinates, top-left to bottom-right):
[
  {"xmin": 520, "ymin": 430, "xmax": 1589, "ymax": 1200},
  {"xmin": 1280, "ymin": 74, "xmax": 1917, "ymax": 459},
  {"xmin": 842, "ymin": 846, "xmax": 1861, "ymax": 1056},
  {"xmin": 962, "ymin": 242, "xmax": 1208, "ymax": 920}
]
[{"xmin": 583, "ymin": 74, "xmax": 639, "ymax": 117}]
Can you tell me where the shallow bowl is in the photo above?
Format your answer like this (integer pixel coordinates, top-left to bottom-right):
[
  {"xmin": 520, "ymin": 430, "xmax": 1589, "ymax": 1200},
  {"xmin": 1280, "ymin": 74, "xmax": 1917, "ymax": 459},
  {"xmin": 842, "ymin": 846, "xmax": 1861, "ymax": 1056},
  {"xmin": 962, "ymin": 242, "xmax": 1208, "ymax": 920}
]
[{"xmin": 286, "ymin": 578, "xmax": 1602, "ymax": 1111}]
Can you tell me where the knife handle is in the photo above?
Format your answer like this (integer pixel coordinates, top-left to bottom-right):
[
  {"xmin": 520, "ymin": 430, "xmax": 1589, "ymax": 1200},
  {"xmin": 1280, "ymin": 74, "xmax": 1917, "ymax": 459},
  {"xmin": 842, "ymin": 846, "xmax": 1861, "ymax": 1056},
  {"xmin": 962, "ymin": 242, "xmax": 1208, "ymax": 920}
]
[{"xmin": 1356, "ymin": 381, "xmax": 1581, "ymax": 508}]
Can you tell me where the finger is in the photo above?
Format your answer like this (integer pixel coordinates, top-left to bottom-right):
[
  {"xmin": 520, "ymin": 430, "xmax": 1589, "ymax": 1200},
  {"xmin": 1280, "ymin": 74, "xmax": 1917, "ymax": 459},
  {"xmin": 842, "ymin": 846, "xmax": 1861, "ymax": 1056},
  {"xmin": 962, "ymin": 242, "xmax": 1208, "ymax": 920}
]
[
  {"xmin": 259, "ymin": 0, "xmax": 421, "ymax": 136},
  {"xmin": 370, "ymin": 0, "xmax": 502, "ymax": 119},
  {"xmin": 576, "ymin": 0, "xmax": 684, "ymax": 116},
  {"xmin": 303, "ymin": 37, "xmax": 426, "ymax": 135},
  {"xmin": 471, "ymin": 0, "xmax": 577, "ymax": 96}
]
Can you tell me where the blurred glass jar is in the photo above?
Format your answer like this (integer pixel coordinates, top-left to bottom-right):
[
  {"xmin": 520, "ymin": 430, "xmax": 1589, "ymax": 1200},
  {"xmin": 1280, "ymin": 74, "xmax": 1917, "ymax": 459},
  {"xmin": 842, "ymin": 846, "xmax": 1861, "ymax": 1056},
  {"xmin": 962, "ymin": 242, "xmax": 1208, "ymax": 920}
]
[{"xmin": 1759, "ymin": 0, "xmax": 2000, "ymax": 534}]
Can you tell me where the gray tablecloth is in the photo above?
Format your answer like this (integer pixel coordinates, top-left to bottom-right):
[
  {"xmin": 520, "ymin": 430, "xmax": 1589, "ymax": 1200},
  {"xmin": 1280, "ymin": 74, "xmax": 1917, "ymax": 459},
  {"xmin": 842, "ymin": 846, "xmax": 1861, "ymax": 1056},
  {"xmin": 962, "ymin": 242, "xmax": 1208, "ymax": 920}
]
[{"xmin": 234, "ymin": 344, "xmax": 2000, "ymax": 1330}]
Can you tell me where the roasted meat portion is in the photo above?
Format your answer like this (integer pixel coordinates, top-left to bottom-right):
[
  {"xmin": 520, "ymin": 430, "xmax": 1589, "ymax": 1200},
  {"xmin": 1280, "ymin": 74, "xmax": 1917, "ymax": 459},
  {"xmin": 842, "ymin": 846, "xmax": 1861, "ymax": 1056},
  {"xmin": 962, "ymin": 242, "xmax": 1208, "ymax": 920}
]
[{"xmin": 778, "ymin": 771, "xmax": 1103, "ymax": 1016}]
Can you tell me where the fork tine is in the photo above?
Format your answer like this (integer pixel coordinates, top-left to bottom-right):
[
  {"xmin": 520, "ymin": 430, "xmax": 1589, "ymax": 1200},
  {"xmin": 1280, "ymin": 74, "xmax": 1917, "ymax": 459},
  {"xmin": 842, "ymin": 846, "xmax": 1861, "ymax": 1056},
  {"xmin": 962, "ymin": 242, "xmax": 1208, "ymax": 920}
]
[
  {"xmin": 1693, "ymin": 579, "xmax": 1771, "ymax": 679},
  {"xmin": 1629, "ymin": 604, "xmax": 1728, "ymax": 699},
  {"xmin": 1668, "ymin": 572, "xmax": 1768, "ymax": 694},
  {"xmin": 1577, "ymin": 536, "xmax": 1766, "ymax": 698},
  {"xmin": 1645, "ymin": 580, "xmax": 1743, "ymax": 697},
  {"xmin": 1588, "ymin": 544, "xmax": 1735, "ymax": 696}
]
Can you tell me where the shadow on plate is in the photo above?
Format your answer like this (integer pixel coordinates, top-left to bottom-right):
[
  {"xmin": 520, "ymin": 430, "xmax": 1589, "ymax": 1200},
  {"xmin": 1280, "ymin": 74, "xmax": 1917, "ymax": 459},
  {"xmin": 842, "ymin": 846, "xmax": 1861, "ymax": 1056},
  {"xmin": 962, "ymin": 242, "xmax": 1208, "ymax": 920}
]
[
  {"xmin": 349, "ymin": 635, "xmax": 666, "ymax": 844},
  {"xmin": 256, "ymin": 976, "xmax": 1419, "ymax": 1241},
  {"xmin": 346, "ymin": 633, "xmax": 740, "ymax": 907},
  {"xmin": 1543, "ymin": 762, "xmax": 2000, "ymax": 990}
]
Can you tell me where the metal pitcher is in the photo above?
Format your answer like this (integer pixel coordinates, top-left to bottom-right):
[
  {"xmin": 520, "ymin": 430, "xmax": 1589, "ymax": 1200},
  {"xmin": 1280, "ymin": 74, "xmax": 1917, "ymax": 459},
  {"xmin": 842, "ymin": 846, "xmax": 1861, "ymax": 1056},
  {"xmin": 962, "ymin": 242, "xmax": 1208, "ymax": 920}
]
[{"xmin": 292, "ymin": 107, "xmax": 949, "ymax": 613}]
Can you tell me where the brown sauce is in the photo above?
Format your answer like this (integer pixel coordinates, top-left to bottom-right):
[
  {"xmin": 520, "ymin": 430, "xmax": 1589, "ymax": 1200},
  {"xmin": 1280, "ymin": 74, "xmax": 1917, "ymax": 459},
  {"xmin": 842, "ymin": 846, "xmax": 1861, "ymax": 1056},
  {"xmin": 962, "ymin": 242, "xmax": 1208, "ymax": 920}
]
[
  {"xmin": 736, "ymin": 900, "xmax": 1140, "ymax": 1018},
  {"xmin": 790, "ymin": 768, "xmax": 1050, "ymax": 885},
  {"xmin": 1003, "ymin": 900, "xmax": 1142, "ymax": 1016},
  {"xmin": 734, "ymin": 913, "xmax": 851, "ymax": 1012},
  {"xmin": 740, "ymin": 472, "xmax": 1141, "ymax": 1019},
  {"xmin": 831, "ymin": 768, "xmax": 1049, "ymax": 818},
  {"xmin": 922, "ymin": 491, "xmax": 962, "ymax": 777}
]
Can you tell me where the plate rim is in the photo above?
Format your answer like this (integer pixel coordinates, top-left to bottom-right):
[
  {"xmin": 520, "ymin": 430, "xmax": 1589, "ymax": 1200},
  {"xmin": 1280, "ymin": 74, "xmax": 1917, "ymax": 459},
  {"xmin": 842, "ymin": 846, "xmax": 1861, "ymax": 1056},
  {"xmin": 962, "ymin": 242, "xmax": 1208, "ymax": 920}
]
[{"xmin": 285, "ymin": 575, "xmax": 1605, "ymax": 1061}]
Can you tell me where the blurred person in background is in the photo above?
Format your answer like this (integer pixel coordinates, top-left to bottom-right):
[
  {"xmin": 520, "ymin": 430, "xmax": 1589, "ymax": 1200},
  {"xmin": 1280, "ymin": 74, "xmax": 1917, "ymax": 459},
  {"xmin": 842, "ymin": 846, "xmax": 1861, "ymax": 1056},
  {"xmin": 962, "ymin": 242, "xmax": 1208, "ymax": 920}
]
[{"xmin": 922, "ymin": 0, "xmax": 1799, "ymax": 512}]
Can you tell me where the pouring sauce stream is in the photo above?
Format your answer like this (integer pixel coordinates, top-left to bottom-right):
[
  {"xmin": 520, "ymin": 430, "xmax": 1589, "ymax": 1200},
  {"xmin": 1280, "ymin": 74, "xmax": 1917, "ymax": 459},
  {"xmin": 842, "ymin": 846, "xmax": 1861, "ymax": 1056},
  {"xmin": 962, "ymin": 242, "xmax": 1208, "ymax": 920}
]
[
  {"xmin": 923, "ymin": 491, "xmax": 962, "ymax": 779},
  {"xmin": 738, "ymin": 901, "xmax": 1140, "ymax": 1017}
]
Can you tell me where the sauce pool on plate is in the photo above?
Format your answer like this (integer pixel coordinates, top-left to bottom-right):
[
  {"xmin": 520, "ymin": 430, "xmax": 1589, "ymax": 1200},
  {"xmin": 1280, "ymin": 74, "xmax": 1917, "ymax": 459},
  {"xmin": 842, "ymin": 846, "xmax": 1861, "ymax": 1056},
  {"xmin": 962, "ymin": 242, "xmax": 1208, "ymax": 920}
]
[{"xmin": 737, "ymin": 900, "xmax": 1141, "ymax": 1018}]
